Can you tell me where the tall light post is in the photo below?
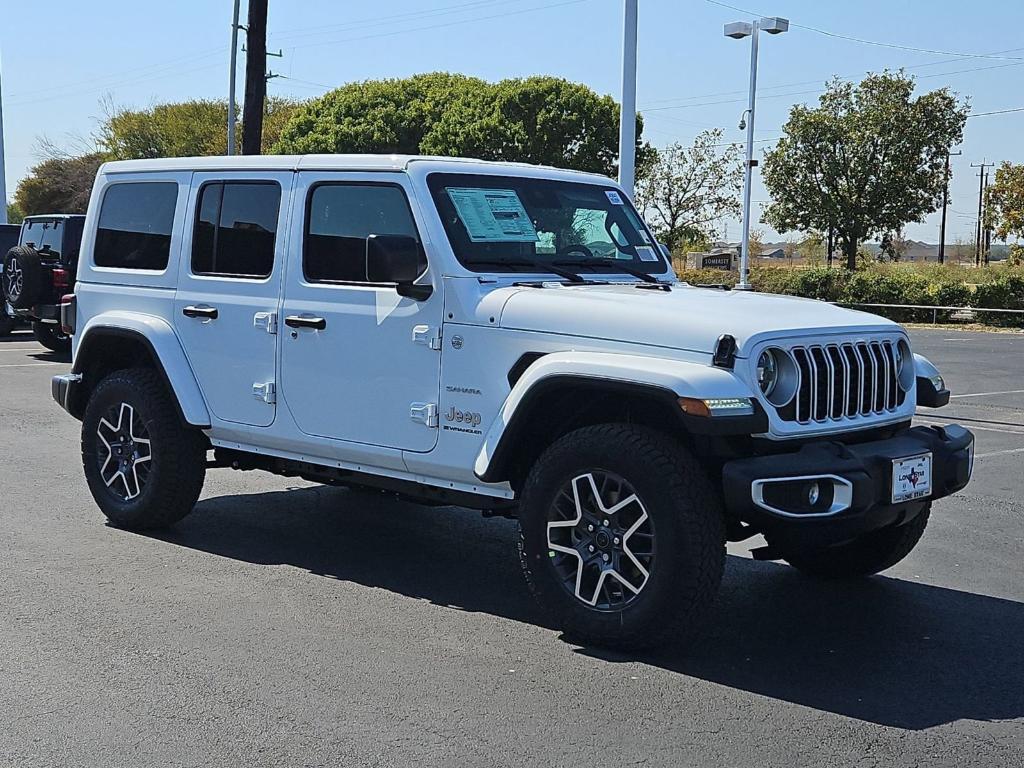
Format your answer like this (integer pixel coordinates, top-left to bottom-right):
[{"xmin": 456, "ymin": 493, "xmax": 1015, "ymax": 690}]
[
  {"xmin": 724, "ymin": 16, "xmax": 788, "ymax": 290},
  {"xmin": 618, "ymin": 0, "xmax": 638, "ymax": 198},
  {"xmin": 227, "ymin": 0, "xmax": 241, "ymax": 156},
  {"xmin": 0, "ymin": 53, "xmax": 7, "ymax": 224}
]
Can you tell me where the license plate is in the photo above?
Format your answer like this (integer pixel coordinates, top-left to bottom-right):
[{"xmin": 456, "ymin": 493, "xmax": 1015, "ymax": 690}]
[{"xmin": 892, "ymin": 453, "xmax": 932, "ymax": 503}]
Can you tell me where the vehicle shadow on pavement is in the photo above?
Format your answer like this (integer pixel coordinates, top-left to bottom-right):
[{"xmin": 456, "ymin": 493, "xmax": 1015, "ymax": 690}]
[
  {"xmin": 157, "ymin": 484, "xmax": 552, "ymax": 627},
  {"xmin": 585, "ymin": 555, "xmax": 1024, "ymax": 730},
  {"xmin": 158, "ymin": 485, "xmax": 1023, "ymax": 731}
]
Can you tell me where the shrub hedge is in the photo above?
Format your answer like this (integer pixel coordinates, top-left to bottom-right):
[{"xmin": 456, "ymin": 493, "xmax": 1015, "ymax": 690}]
[{"xmin": 672, "ymin": 263, "xmax": 1024, "ymax": 326}]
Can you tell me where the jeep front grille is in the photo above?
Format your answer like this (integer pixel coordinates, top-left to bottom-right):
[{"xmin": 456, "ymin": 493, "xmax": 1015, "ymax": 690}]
[{"xmin": 778, "ymin": 340, "xmax": 906, "ymax": 424}]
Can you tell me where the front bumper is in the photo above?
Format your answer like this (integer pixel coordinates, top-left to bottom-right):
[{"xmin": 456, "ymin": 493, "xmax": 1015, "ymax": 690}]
[
  {"xmin": 722, "ymin": 423, "xmax": 974, "ymax": 549},
  {"xmin": 52, "ymin": 373, "xmax": 83, "ymax": 418}
]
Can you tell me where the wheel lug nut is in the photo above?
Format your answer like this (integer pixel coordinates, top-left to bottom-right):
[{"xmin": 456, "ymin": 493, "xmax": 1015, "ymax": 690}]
[
  {"xmin": 613, "ymin": 537, "xmax": 620, "ymax": 545},
  {"xmin": 587, "ymin": 524, "xmax": 594, "ymax": 532},
  {"xmin": 602, "ymin": 553, "xmax": 610, "ymax": 563},
  {"xmin": 602, "ymin": 520, "xmax": 609, "ymax": 527},
  {"xmin": 588, "ymin": 545, "xmax": 595, "ymax": 553}
]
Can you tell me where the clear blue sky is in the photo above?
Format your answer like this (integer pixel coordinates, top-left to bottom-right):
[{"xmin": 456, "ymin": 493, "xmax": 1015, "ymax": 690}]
[{"xmin": 2, "ymin": 0, "xmax": 1022, "ymax": 244}]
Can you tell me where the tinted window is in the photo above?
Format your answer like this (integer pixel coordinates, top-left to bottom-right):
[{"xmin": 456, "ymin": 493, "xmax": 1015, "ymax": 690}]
[
  {"xmin": 37, "ymin": 221, "xmax": 63, "ymax": 258},
  {"xmin": 192, "ymin": 182, "xmax": 280, "ymax": 278},
  {"xmin": 94, "ymin": 183, "xmax": 178, "ymax": 270},
  {"xmin": 304, "ymin": 184, "xmax": 419, "ymax": 283}
]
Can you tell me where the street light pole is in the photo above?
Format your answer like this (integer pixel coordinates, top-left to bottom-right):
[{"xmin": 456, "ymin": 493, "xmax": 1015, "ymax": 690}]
[
  {"xmin": 617, "ymin": 0, "xmax": 638, "ymax": 198},
  {"xmin": 737, "ymin": 21, "xmax": 759, "ymax": 290},
  {"xmin": 227, "ymin": 0, "xmax": 241, "ymax": 156},
  {"xmin": 724, "ymin": 16, "xmax": 788, "ymax": 290},
  {"xmin": 0, "ymin": 54, "xmax": 8, "ymax": 224}
]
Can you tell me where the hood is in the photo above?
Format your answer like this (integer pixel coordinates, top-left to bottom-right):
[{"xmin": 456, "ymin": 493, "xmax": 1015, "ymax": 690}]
[{"xmin": 497, "ymin": 283, "xmax": 898, "ymax": 355}]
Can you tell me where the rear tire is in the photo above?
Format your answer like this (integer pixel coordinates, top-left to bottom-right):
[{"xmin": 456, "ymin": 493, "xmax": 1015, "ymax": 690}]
[
  {"xmin": 2, "ymin": 245, "xmax": 43, "ymax": 310},
  {"xmin": 82, "ymin": 368, "xmax": 207, "ymax": 530},
  {"xmin": 783, "ymin": 505, "xmax": 931, "ymax": 578},
  {"xmin": 518, "ymin": 424, "xmax": 725, "ymax": 651},
  {"xmin": 33, "ymin": 321, "xmax": 71, "ymax": 354}
]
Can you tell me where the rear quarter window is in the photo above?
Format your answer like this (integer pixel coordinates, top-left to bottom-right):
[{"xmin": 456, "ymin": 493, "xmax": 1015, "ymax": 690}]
[{"xmin": 94, "ymin": 183, "xmax": 179, "ymax": 270}]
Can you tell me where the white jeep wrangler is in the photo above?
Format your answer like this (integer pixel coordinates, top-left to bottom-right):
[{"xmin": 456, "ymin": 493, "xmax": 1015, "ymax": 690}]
[{"xmin": 53, "ymin": 155, "xmax": 974, "ymax": 649}]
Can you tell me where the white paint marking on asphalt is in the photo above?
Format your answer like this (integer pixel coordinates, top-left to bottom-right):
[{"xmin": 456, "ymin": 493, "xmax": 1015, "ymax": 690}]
[
  {"xmin": 0, "ymin": 362, "xmax": 66, "ymax": 368},
  {"xmin": 916, "ymin": 418, "xmax": 1024, "ymax": 435},
  {"xmin": 974, "ymin": 447, "xmax": 1024, "ymax": 460},
  {"xmin": 949, "ymin": 389, "xmax": 1024, "ymax": 399}
]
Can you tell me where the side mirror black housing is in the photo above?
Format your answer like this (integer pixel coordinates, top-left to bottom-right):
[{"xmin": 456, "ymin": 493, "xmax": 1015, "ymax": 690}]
[{"xmin": 365, "ymin": 234, "xmax": 432, "ymax": 300}]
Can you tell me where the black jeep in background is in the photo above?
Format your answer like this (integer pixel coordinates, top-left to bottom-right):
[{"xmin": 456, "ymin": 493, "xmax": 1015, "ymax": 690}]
[{"xmin": 2, "ymin": 215, "xmax": 85, "ymax": 353}]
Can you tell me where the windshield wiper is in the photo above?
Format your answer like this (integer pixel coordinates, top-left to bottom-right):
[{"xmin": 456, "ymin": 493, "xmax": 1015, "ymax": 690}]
[
  {"xmin": 555, "ymin": 258, "xmax": 661, "ymax": 284},
  {"xmin": 465, "ymin": 258, "xmax": 585, "ymax": 283}
]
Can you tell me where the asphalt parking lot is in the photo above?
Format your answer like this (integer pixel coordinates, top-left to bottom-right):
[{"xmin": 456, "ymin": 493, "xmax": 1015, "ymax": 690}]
[{"xmin": 1, "ymin": 327, "xmax": 1021, "ymax": 767}]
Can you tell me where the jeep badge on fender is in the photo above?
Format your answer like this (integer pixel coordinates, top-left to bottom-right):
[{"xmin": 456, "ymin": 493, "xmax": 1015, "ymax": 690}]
[{"xmin": 51, "ymin": 154, "xmax": 973, "ymax": 651}]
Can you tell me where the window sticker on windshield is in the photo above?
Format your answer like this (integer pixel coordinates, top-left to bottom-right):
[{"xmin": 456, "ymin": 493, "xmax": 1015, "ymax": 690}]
[
  {"xmin": 635, "ymin": 245, "xmax": 659, "ymax": 262},
  {"xmin": 605, "ymin": 190, "xmax": 624, "ymax": 205},
  {"xmin": 446, "ymin": 188, "xmax": 539, "ymax": 243}
]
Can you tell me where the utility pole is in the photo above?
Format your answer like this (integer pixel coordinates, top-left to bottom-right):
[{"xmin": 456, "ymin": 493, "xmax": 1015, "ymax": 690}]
[
  {"xmin": 826, "ymin": 225, "xmax": 834, "ymax": 268},
  {"xmin": 617, "ymin": 0, "xmax": 638, "ymax": 199},
  {"xmin": 938, "ymin": 149, "xmax": 961, "ymax": 264},
  {"xmin": 241, "ymin": 0, "xmax": 269, "ymax": 156},
  {"xmin": 971, "ymin": 161, "xmax": 993, "ymax": 266},
  {"xmin": 227, "ymin": 0, "xmax": 241, "ymax": 156},
  {"xmin": 0, "ymin": 53, "xmax": 7, "ymax": 225},
  {"xmin": 983, "ymin": 169, "xmax": 992, "ymax": 266}
]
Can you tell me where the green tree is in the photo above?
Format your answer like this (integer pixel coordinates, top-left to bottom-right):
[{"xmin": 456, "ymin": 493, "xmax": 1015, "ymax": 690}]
[
  {"xmin": 986, "ymin": 161, "xmax": 1024, "ymax": 242},
  {"xmin": 6, "ymin": 202, "xmax": 24, "ymax": 224},
  {"xmin": 762, "ymin": 72, "xmax": 969, "ymax": 269},
  {"xmin": 273, "ymin": 73, "xmax": 485, "ymax": 156},
  {"xmin": 14, "ymin": 153, "xmax": 107, "ymax": 215},
  {"xmin": 100, "ymin": 97, "xmax": 299, "ymax": 159},
  {"xmin": 273, "ymin": 73, "xmax": 645, "ymax": 177},
  {"xmin": 633, "ymin": 129, "xmax": 742, "ymax": 251}
]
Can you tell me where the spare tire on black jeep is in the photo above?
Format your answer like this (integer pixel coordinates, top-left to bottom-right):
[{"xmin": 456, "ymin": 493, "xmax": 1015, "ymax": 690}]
[{"xmin": 2, "ymin": 245, "xmax": 44, "ymax": 310}]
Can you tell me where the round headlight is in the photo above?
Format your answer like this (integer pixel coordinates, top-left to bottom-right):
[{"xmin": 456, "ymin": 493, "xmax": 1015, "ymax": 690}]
[
  {"xmin": 757, "ymin": 349, "xmax": 780, "ymax": 397},
  {"xmin": 895, "ymin": 339, "xmax": 914, "ymax": 391}
]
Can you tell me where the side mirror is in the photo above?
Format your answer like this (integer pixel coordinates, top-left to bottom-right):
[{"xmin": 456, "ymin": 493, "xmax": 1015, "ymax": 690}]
[{"xmin": 365, "ymin": 234, "xmax": 432, "ymax": 300}]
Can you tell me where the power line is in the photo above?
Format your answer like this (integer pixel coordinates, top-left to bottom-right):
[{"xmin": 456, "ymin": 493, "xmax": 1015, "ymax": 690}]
[
  {"xmin": 268, "ymin": 0, "xmax": 521, "ymax": 42},
  {"xmin": 704, "ymin": 0, "xmax": 1024, "ymax": 61},
  {"xmin": 968, "ymin": 106, "xmax": 1024, "ymax": 118},
  {"xmin": 279, "ymin": 0, "xmax": 595, "ymax": 53}
]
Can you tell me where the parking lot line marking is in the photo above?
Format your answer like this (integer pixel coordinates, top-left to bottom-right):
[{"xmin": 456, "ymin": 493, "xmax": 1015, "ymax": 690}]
[
  {"xmin": 950, "ymin": 389, "xmax": 1024, "ymax": 399},
  {"xmin": 916, "ymin": 418, "xmax": 1024, "ymax": 435},
  {"xmin": 975, "ymin": 447, "xmax": 1024, "ymax": 460}
]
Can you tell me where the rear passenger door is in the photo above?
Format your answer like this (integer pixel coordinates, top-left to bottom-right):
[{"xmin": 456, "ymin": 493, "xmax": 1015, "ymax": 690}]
[{"xmin": 174, "ymin": 172, "xmax": 293, "ymax": 428}]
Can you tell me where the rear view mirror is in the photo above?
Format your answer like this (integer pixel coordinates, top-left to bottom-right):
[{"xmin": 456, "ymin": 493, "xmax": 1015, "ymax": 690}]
[{"xmin": 365, "ymin": 234, "xmax": 431, "ymax": 300}]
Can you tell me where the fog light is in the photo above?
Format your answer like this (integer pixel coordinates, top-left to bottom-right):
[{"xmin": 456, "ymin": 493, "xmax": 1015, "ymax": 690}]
[{"xmin": 807, "ymin": 481, "xmax": 820, "ymax": 506}]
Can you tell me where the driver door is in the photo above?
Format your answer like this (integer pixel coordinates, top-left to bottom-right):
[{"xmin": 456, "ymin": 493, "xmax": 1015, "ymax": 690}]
[{"xmin": 279, "ymin": 173, "xmax": 443, "ymax": 452}]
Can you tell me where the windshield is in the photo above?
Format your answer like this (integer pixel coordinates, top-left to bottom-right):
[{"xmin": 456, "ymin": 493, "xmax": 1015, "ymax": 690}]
[{"xmin": 427, "ymin": 173, "xmax": 669, "ymax": 277}]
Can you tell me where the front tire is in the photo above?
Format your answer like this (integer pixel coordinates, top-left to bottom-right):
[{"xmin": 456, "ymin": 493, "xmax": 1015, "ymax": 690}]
[
  {"xmin": 33, "ymin": 321, "xmax": 71, "ymax": 354},
  {"xmin": 82, "ymin": 368, "xmax": 207, "ymax": 530},
  {"xmin": 518, "ymin": 424, "xmax": 725, "ymax": 650},
  {"xmin": 783, "ymin": 505, "xmax": 931, "ymax": 578}
]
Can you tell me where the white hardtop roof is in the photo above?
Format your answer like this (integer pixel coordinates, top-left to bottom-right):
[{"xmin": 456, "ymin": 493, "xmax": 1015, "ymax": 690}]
[{"xmin": 99, "ymin": 154, "xmax": 612, "ymax": 184}]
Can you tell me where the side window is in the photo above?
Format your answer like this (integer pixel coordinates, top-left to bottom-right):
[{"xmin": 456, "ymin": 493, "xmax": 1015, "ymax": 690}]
[
  {"xmin": 192, "ymin": 182, "xmax": 280, "ymax": 278},
  {"xmin": 304, "ymin": 183, "xmax": 420, "ymax": 284},
  {"xmin": 94, "ymin": 183, "xmax": 178, "ymax": 270}
]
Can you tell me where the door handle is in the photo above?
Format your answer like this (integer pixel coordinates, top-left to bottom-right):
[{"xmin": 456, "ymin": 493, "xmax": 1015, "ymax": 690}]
[
  {"xmin": 182, "ymin": 305, "xmax": 219, "ymax": 320},
  {"xmin": 284, "ymin": 315, "xmax": 327, "ymax": 330}
]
